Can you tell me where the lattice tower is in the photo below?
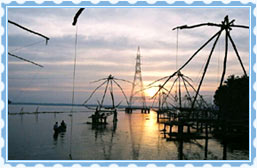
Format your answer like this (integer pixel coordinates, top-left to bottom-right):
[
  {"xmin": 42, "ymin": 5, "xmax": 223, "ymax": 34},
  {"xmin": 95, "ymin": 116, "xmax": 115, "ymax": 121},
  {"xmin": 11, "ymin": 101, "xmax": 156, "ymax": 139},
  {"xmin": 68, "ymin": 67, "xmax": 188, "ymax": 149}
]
[{"xmin": 129, "ymin": 46, "xmax": 146, "ymax": 108}]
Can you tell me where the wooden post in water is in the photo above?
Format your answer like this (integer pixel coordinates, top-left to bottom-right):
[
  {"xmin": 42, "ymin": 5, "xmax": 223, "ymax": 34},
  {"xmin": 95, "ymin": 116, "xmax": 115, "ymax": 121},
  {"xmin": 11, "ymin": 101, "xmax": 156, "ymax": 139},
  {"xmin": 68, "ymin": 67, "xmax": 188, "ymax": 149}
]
[
  {"xmin": 223, "ymin": 120, "xmax": 227, "ymax": 160},
  {"xmin": 196, "ymin": 112, "xmax": 199, "ymax": 131},
  {"xmin": 20, "ymin": 107, "xmax": 24, "ymax": 122},
  {"xmin": 113, "ymin": 109, "xmax": 118, "ymax": 122},
  {"xmin": 204, "ymin": 111, "xmax": 208, "ymax": 159},
  {"xmin": 157, "ymin": 110, "xmax": 160, "ymax": 123},
  {"xmin": 178, "ymin": 121, "xmax": 184, "ymax": 160},
  {"xmin": 169, "ymin": 124, "xmax": 173, "ymax": 136},
  {"xmin": 35, "ymin": 106, "xmax": 39, "ymax": 122},
  {"xmin": 200, "ymin": 111, "xmax": 204, "ymax": 133}
]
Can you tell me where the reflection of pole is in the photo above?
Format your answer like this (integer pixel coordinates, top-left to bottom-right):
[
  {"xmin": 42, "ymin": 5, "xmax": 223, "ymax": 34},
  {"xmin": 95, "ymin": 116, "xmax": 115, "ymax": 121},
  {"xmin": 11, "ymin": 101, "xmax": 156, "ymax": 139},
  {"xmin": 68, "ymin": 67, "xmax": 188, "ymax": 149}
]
[
  {"xmin": 223, "ymin": 120, "xmax": 227, "ymax": 160},
  {"xmin": 178, "ymin": 140, "xmax": 183, "ymax": 160},
  {"xmin": 178, "ymin": 123, "xmax": 183, "ymax": 160},
  {"xmin": 20, "ymin": 107, "xmax": 24, "ymax": 123},
  {"xmin": 35, "ymin": 106, "xmax": 39, "ymax": 122},
  {"xmin": 128, "ymin": 114, "xmax": 138, "ymax": 159},
  {"xmin": 204, "ymin": 111, "xmax": 208, "ymax": 159},
  {"xmin": 113, "ymin": 109, "xmax": 117, "ymax": 122},
  {"xmin": 127, "ymin": 113, "xmax": 144, "ymax": 159}
]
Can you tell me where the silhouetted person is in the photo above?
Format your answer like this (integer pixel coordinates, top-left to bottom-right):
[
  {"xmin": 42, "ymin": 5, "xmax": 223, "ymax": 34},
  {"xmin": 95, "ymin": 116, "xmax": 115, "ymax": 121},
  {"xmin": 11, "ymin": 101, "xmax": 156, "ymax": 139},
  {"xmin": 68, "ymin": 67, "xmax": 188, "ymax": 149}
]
[
  {"xmin": 53, "ymin": 122, "xmax": 58, "ymax": 131},
  {"xmin": 61, "ymin": 120, "xmax": 66, "ymax": 127}
]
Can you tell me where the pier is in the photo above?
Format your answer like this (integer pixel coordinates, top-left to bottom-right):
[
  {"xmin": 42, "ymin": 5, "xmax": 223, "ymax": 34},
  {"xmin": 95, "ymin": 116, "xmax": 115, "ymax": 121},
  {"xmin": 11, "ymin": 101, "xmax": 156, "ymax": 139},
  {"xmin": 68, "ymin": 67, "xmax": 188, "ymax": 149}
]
[{"xmin": 125, "ymin": 107, "xmax": 150, "ymax": 114}]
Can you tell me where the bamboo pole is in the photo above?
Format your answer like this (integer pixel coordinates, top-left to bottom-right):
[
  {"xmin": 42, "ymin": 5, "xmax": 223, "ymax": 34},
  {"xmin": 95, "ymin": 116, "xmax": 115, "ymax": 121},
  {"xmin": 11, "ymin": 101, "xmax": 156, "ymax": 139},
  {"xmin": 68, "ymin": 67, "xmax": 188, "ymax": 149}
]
[
  {"xmin": 227, "ymin": 31, "xmax": 247, "ymax": 76},
  {"xmin": 8, "ymin": 52, "xmax": 43, "ymax": 68},
  {"xmin": 113, "ymin": 80, "xmax": 129, "ymax": 105},
  {"xmin": 152, "ymin": 30, "xmax": 222, "ymax": 98},
  {"xmin": 8, "ymin": 20, "xmax": 49, "ymax": 44},
  {"xmin": 219, "ymin": 29, "xmax": 229, "ymax": 87},
  {"xmin": 83, "ymin": 80, "xmax": 107, "ymax": 105},
  {"xmin": 191, "ymin": 31, "xmax": 222, "ymax": 109},
  {"xmin": 110, "ymin": 80, "xmax": 115, "ymax": 109},
  {"xmin": 100, "ymin": 79, "xmax": 110, "ymax": 109}
]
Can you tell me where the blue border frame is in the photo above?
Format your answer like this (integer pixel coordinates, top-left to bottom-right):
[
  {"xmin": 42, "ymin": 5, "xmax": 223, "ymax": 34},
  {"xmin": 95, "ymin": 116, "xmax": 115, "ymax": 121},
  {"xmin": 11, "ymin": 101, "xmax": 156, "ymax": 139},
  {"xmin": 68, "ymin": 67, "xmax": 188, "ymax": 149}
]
[{"xmin": 1, "ymin": 1, "xmax": 256, "ymax": 167}]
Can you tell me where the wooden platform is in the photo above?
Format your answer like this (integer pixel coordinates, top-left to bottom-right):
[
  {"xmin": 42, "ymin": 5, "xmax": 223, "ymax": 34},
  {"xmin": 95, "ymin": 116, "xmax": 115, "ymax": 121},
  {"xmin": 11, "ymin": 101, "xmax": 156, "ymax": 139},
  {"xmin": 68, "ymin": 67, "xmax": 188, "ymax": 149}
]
[
  {"xmin": 89, "ymin": 108, "xmax": 117, "ymax": 125},
  {"xmin": 125, "ymin": 107, "xmax": 150, "ymax": 113}
]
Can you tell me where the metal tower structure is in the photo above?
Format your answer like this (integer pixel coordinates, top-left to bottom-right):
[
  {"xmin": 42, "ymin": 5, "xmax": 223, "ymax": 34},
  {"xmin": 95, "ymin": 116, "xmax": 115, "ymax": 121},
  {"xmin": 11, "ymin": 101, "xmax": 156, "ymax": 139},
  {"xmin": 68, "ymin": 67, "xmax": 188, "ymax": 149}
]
[{"xmin": 129, "ymin": 46, "xmax": 147, "ymax": 109}]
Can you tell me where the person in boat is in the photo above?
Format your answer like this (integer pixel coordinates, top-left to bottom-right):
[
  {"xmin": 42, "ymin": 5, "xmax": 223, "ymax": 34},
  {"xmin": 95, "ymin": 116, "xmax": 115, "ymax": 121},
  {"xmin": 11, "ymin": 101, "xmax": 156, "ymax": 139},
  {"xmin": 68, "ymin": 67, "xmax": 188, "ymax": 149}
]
[
  {"xmin": 61, "ymin": 120, "xmax": 66, "ymax": 128},
  {"xmin": 53, "ymin": 122, "xmax": 58, "ymax": 131}
]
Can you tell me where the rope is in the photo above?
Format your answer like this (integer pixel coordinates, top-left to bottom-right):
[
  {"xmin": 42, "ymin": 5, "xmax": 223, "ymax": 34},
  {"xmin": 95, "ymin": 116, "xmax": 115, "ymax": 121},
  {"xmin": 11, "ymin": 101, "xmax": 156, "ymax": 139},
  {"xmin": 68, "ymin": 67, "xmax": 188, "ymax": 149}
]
[
  {"xmin": 175, "ymin": 29, "xmax": 179, "ymax": 98},
  {"xmin": 69, "ymin": 24, "xmax": 78, "ymax": 159},
  {"xmin": 71, "ymin": 25, "xmax": 78, "ymax": 112},
  {"xmin": 10, "ymin": 40, "xmax": 45, "ymax": 53},
  {"xmin": 176, "ymin": 29, "xmax": 179, "ymax": 70}
]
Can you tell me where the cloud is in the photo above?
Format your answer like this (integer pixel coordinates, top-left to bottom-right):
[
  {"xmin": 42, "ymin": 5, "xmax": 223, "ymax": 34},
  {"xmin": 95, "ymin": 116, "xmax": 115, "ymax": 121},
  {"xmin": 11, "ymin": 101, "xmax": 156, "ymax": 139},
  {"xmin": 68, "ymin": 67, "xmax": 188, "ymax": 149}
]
[{"xmin": 7, "ymin": 7, "xmax": 250, "ymax": 104}]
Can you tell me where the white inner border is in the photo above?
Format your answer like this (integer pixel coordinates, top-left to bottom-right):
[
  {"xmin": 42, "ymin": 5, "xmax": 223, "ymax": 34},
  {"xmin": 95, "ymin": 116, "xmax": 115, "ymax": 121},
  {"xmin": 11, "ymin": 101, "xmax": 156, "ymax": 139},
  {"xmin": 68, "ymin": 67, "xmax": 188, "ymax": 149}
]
[{"xmin": 4, "ymin": 4, "xmax": 253, "ymax": 163}]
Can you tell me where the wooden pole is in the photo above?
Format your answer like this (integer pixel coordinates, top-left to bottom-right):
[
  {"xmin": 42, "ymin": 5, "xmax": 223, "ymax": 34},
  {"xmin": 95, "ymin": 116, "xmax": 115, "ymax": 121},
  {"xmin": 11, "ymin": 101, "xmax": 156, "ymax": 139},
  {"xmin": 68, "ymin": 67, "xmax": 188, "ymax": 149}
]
[
  {"xmin": 100, "ymin": 79, "xmax": 109, "ymax": 109},
  {"xmin": 8, "ymin": 52, "xmax": 43, "ymax": 68},
  {"xmin": 83, "ymin": 80, "xmax": 107, "ymax": 105},
  {"xmin": 181, "ymin": 77, "xmax": 193, "ymax": 105},
  {"xmin": 191, "ymin": 31, "xmax": 222, "ymax": 109},
  {"xmin": 178, "ymin": 123, "xmax": 184, "ymax": 160},
  {"xmin": 8, "ymin": 20, "xmax": 50, "ymax": 44},
  {"xmin": 162, "ymin": 77, "xmax": 178, "ymax": 105},
  {"xmin": 204, "ymin": 111, "xmax": 209, "ymax": 159},
  {"xmin": 72, "ymin": 8, "xmax": 85, "ymax": 26},
  {"xmin": 223, "ymin": 122, "xmax": 227, "ymax": 160},
  {"xmin": 219, "ymin": 29, "xmax": 229, "ymax": 87},
  {"xmin": 113, "ymin": 80, "xmax": 129, "ymax": 105},
  {"xmin": 110, "ymin": 80, "xmax": 115, "ymax": 109},
  {"xmin": 152, "ymin": 30, "xmax": 222, "ymax": 98},
  {"xmin": 227, "ymin": 31, "xmax": 247, "ymax": 76}
]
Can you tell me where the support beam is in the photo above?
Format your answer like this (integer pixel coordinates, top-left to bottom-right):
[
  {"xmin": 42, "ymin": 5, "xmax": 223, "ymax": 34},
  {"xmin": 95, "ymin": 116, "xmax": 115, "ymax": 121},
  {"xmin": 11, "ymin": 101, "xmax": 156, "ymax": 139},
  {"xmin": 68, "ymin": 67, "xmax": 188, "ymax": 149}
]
[
  {"xmin": 191, "ymin": 31, "xmax": 222, "ymax": 109},
  {"xmin": 227, "ymin": 31, "xmax": 247, "ymax": 76},
  {"xmin": 72, "ymin": 8, "xmax": 85, "ymax": 26},
  {"xmin": 219, "ymin": 30, "xmax": 229, "ymax": 87},
  {"xmin": 8, "ymin": 52, "xmax": 43, "ymax": 68},
  {"xmin": 152, "ymin": 30, "xmax": 222, "ymax": 98},
  {"xmin": 8, "ymin": 20, "xmax": 50, "ymax": 44}
]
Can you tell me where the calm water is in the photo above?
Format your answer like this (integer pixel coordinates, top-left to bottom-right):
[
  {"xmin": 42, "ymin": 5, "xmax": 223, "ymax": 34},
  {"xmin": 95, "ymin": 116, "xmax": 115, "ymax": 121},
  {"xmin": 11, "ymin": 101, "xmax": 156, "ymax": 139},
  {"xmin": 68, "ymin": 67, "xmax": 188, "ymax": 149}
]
[{"xmin": 8, "ymin": 105, "xmax": 248, "ymax": 160}]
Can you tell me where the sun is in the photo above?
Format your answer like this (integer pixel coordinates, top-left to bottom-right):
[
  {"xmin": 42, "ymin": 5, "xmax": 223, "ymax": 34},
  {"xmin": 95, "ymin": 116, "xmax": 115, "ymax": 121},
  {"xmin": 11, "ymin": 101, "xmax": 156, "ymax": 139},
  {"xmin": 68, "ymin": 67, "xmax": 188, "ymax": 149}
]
[{"xmin": 144, "ymin": 87, "xmax": 159, "ymax": 98}]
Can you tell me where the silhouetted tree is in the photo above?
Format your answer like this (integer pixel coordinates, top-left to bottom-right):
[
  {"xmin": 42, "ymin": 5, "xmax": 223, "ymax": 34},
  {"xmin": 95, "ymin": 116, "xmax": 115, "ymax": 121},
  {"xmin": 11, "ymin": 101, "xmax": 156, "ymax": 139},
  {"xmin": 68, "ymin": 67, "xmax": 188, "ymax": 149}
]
[
  {"xmin": 214, "ymin": 75, "xmax": 249, "ymax": 121},
  {"xmin": 213, "ymin": 75, "xmax": 249, "ymax": 147}
]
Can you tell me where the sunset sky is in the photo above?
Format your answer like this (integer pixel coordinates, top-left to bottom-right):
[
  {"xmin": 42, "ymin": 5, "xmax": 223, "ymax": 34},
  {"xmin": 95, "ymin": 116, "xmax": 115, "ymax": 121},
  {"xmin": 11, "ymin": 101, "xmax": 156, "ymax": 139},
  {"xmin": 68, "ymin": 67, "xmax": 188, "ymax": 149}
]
[{"xmin": 8, "ymin": 7, "xmax": 249, "ymax": 106}]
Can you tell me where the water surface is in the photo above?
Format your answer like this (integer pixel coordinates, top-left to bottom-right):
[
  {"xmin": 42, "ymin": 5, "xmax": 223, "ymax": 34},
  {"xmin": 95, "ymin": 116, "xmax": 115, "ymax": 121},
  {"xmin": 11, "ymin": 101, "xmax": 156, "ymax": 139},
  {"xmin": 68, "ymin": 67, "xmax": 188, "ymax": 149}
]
[{"xmin": 8, "ymin": 105, "xmax": 248, "ymax": 160}]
